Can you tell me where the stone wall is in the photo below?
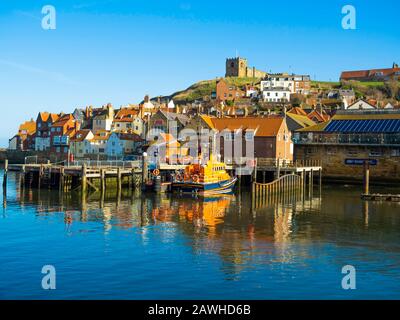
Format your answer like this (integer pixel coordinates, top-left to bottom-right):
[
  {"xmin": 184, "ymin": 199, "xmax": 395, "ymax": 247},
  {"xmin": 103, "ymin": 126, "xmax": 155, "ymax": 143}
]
[{"xmin": 295, "ymin": 144, "xmax": 400, "ymax": 183}]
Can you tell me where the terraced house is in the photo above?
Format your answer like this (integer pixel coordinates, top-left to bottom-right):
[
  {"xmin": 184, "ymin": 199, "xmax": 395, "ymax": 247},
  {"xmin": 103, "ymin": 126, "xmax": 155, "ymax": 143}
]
[
  {"xmin": 35, "ymin": 112, "xmax": 59, "ymax": 151},
  {"xmin": 8, "ymin": 119, "xmax": 36, "ymax": 151},
  {"xmin": 50, "ymin": 114, "xmax": 79, "ymax": 157},
  {"xmin": 294, "ymin": 110, "xmax": 400, "ymax": 183}
]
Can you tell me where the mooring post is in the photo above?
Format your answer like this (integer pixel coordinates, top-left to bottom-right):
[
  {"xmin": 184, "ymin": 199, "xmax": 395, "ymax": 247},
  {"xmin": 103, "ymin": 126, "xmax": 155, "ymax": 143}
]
[
  {"xmin": 131, "ymin": 168, "xmax": 136, "ymax": 190},
  {"xmin": 253, "ymin": 159, "xmax": 258, "ymax": 184},
  {"xmin": 117, "ymin": 167, "xmax": 122, "ymax": 194},
  {"xmin": 59, "ymin": 167, "xmax": 64, "ymax": 192},
  {"xmin": 142, "ymin": 152, "xmax": 148, "ymax": 191},
  {"xmin": 276, "ymin": 159, "xmax": 280, "ymax": 179},
  {"xmin": 38, "ymin": 164, "xmax": 44, "ymax": 189},
  {"xmin": 81, "ymin": 164, "xmax": 87, "ymax": 195},
  {"xmin": 100, "ymin": 169, "xmax": 105, "ymax": 193},
  {"xmin": 363, "ymin": 160, "xmax": 370, "ymax": 195},
  {"xmin": 319, "ymin": 168, "xmax": 322, "ymax": 196},
  {"xmin": 3, "ymin": 159, "xmax": 8, "ymax": 189}
]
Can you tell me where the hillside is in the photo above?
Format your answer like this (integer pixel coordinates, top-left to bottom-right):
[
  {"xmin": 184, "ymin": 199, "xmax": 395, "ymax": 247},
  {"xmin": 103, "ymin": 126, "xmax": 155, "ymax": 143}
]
[
  {"xmin": 155, "ymin": 77, "xmax": 262, "ymax": 104},
  {"xmin": 153, "ymin": 78, "xmax": 400, "ymax": 105}
]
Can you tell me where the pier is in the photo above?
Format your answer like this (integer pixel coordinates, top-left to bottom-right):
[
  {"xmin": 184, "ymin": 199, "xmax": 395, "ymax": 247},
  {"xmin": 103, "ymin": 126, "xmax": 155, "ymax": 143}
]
[{"xmin": 5, "ymin": 160, "xmax": 143, "ymax": 194}]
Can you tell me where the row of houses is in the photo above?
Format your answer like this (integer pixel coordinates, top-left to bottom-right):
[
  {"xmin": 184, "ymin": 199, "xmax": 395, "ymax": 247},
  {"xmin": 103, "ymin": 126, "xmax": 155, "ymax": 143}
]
[{"xmin": 8, "ymin": 101, "xmax": 190, "ymax": 159}]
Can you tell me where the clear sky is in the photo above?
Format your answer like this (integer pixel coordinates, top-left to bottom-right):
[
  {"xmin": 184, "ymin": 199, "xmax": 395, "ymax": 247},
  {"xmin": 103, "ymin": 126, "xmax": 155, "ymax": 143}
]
[{"xmin": 0, "ymin": 0, "xmax": 399, "ymax": 146}]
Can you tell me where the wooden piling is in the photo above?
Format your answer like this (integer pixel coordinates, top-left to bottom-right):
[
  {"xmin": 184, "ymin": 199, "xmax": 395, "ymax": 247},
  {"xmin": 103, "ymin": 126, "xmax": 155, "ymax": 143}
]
[
  {"xmin": 142, "ymin": 153, "xmax": 148, "ymax": 190},
  {"xmin": 3, "ymin": 159, "xmax": 8, "ymax": 189},
  {"xmin": 117, "ymin": 167, "xmax": 122, "ymax": 194},
  {"xmin": 363, "ymin": 161, "xmax": 370, "ymax": 195},
  {"xmin": 81, "ymin": 164, "xmax": 87, "ymax": 195},
  {"xmin": 59, "ymin": 167, "xmax": 64, "ymax": 192}
]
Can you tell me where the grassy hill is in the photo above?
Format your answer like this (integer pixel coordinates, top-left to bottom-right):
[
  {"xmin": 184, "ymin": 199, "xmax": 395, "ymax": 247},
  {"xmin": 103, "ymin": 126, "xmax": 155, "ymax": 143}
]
[
  {"xmin": 154, "ymin": 78, "xmax": 399, "ymax": 105},
  {"xmin": 158, "ymin": 77, "xmax": 262, "ymax": 103}
]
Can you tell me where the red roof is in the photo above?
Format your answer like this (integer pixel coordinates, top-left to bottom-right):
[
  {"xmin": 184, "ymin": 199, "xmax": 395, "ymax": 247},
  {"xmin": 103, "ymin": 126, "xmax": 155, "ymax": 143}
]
[{"xmin": 341, "ymin": 67, "xmax": 400, "ymax": 80}]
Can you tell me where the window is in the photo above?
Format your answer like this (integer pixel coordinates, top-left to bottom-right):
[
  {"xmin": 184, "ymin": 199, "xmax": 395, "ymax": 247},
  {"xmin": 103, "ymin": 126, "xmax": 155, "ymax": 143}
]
[
  {"xmin": 391, "ymin": 149, "xmax": 400, "ymax": 157},
  {"xmin": 64, "ymin": 147, "xmax": 68, "ymax": 153},
  {"xmin": 245, "ymin": 131, "xmax": 254, "ymax": 141},
  {"xmin": 369, "ymin": 149, "xmax": 382, "ymax": 157},
  {"xmin": 56, "ymin": 147, "xmax": 60, "ymax": 152}
]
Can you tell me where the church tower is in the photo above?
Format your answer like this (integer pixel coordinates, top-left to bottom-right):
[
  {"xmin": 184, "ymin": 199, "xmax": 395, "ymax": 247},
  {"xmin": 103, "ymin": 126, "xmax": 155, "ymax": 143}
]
[{"xmin": 225, "ymin": 57, "xmax": 248, "ymax": 77}]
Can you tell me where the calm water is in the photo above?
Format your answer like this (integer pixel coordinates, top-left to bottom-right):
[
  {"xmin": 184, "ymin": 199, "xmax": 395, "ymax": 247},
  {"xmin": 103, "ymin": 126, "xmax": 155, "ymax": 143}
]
[{"xmin": 1, "ymin": 170, "xmax": 400, "ymax": 300}]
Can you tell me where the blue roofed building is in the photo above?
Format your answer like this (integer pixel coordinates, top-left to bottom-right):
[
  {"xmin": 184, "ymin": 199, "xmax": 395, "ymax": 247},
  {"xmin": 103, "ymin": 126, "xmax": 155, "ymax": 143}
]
[{"xmin": 293, "ymin": 110, "xmax": 400, "ymax": 183}]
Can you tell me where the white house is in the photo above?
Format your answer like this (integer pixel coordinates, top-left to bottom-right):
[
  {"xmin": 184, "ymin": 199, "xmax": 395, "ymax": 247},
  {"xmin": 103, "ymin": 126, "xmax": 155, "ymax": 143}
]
[
  {"xmin": 262, "ymin": 87, "xmax": 291, "ymax": 103},
  {"xmin": 261, "ymin": 74, "xmax": 310, "ymax": 95},
  {"xmin": 70, "ymin": 129, "xmax": 94, "ymax": 158},
  {"xmin": 8, "ymin": 136, "xmax": 19, "ymax": 150}
]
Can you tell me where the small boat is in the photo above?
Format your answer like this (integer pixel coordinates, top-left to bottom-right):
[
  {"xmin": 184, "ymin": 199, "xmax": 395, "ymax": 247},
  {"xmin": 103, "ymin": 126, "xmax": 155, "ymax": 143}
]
[{"xmin": 172, "ymin": 156, "xmax": 237, "ymax": 195}]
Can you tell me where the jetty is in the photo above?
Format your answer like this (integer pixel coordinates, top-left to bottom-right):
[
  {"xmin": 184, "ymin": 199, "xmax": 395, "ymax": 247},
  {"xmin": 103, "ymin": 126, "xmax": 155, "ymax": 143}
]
[
  {"xmin": 4, "ymin": 160, "xmax": 143, "ymax": 194},
  {"xmin": 3, "ymin": 156, "xmax": 323, "ymax": 199}
]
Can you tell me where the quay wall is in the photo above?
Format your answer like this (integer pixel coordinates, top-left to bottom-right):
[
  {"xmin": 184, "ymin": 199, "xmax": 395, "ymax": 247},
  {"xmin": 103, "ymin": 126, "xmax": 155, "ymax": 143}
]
[{"xmin": 295, "ymin": 144, "xmax": 400, "ymax": 184}]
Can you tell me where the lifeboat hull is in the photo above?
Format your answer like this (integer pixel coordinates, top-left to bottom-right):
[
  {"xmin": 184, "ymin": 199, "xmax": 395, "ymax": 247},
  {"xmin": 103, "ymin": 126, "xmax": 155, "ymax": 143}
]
[{"xmin": 172, "ymin": 177, "xmax": 237, "ymax": 195}]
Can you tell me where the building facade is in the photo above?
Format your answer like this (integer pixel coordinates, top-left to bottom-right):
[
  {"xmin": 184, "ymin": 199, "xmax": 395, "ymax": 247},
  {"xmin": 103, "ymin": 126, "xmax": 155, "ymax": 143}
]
[{"xmin": 294, "ymin": 110, "xmax": 400, "ymax": 182}]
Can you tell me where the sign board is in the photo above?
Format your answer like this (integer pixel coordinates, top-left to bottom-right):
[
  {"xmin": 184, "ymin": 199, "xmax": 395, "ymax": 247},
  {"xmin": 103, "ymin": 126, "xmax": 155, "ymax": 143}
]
[{"xmin": 345, "ymin": 159, "xmax": 378, "ymax": 166}]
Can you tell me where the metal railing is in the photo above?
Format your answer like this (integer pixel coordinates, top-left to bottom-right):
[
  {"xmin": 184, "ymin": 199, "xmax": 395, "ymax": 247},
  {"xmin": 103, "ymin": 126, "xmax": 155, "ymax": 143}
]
[
  {"xmin": 69, "ymin": 160, "xmax": 141, "ymax": 169},
  {"xmin": 294, "ymin": 133, "xmax": 400, "ymax": 146}
]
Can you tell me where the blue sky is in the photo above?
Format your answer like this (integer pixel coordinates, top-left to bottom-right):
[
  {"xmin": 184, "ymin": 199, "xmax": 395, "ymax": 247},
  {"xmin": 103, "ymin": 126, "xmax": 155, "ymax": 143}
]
[{"xmin": 0, "ymin": 0, "xmax": 399, "ymax": 145}]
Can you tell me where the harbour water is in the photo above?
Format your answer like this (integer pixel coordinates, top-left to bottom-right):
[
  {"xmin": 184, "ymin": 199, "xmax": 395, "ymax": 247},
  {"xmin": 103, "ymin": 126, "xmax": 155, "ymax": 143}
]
[{"xmin": 1, "ymin": 170, "xmax": 400, "ymax": 299}]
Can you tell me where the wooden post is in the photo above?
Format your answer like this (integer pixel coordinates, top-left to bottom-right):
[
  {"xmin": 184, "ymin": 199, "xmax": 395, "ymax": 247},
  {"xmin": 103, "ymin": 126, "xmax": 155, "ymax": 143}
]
[
  {"xmin": 319, "ymin": 168, "xmax": 322, "ymax": 195},
  {"xmin": 38, "ymin": 164, "xmax": 44, "ymax": 189},
  {"xmin": 253, "ymin": 159, "xmax": 258, "ymax": 184},
  {"xmin": 131, "ymin": 168, "xmax": 136, "ymax": 190},
  {"xmin": 81, "ymin": 164, "xmax": 87, "ymax": 195},
  {"xmin": 100, "ymin": 169, "xmax": 106, "ymax": 193},
  {"xmin": 276, "ymin": 159, "xmax": 280, "ymax": 179},
  {"xmin": 363, "ymin": 161, "xmax": 370, "ymax": 195},
  {"xmin": 117, "ymin": 167, "xmax": 122, "ymax": 194},
  {"xmin": 3, "ymin": 159, "xmax": 8, "ymax": 189},
  {"xmin": 59, "ymin": 167, "xmax": 64, "ymax": 192},
  {"xmin": 252, "ymin": 182, "xmax": 255, "ymax": 204},
  {"xmin": 142, "ymin": 153, "xmax": 148, "ymax": 191}
]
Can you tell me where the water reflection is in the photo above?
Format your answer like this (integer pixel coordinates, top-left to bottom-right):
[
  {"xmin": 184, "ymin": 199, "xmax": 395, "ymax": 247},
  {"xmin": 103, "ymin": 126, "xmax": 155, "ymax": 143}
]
[
  {"xmin": 3, "ymin": 171, "xmax": 400, "ymax": 296},
  {"xmin": 6, "ymin": 171, "xmax": 326, "ymax": 274}
]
